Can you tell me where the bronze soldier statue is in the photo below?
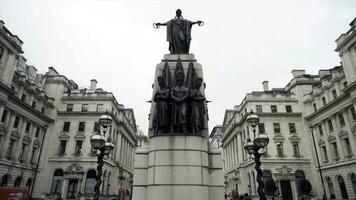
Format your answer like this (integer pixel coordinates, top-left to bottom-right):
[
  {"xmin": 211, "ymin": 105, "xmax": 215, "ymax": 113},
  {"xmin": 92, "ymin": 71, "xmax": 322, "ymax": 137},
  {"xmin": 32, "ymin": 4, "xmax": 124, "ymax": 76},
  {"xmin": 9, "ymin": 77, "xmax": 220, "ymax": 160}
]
[
  {"xmin": 189, "ymin": 77, "xmax": 206, "ymax": 134},
  {"xmin": 153, "ymin": 76, "xmax": 170, "ymax": 134},
  {"xmin": 170, "ymin": 72, "xmax": 189, "ymax": 133}
]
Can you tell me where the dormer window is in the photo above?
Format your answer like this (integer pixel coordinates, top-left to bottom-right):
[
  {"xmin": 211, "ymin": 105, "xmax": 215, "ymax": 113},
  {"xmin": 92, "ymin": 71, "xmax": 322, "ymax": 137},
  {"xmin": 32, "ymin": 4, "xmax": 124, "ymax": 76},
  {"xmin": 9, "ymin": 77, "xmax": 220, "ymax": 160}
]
[
  {"xmin": 271, "ymin": 105, "xmax": 277, "ymax": 113},
  {"xmin": 332, "ymin": 89, "xmax": 337, "ymax": 99},
  {"xmin": 66, "ymin": 104, "xmax": 73, "ymax": 112}
]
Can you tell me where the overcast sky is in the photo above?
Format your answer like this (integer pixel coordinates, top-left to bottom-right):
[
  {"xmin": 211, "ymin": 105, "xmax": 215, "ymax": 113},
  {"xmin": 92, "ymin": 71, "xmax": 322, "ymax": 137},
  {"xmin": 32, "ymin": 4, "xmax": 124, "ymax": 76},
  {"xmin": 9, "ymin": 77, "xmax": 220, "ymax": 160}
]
[{"xmin": 1, "ymin": 0, "xmax": 355, "ymax": 134}]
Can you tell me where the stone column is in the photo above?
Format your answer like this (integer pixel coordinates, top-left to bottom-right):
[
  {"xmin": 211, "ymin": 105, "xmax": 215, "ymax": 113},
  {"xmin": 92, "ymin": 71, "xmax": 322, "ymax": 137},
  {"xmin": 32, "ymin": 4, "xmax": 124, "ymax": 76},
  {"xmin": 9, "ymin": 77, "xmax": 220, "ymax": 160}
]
[
  {"xmin": 343, "ymin": 107, "xmax": 356, "ymax": 154},
  {"xmin": 290, "ymin": 178, "xmax": 298, "ymax": 200},
  {"xmin": 0, "ymin": 112, "xmax": 15, "ymax": 158},
  {"xmin": 334, "ymin": 113, "xmax": 346, "ymax": 159},
  {"xmin": 26, "ymin": 126, "xmax": 38, "ymax": 163},
  {"xmin": 0, "ymin": 103, "xmax": 5, "ymax": 120},
  {"xmin": 14, "ymin": 118, "xmax": 28, "ymax": 160},
  {"xmin": 61, "ymin": 179, "xmax": 68, "ymax": 200},
  {"xmin": 116, "ymin": 132, "xmax": 122, "ymax": 163},
  {"xmin": 234, "ymin": 135, "xmax": 239, "ymax": 164}
]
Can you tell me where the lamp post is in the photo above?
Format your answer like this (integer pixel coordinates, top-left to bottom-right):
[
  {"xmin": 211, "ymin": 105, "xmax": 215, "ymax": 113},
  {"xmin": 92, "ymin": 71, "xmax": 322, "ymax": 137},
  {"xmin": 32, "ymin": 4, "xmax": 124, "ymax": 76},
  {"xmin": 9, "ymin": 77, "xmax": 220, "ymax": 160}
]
[
  {"xmin": 243, "ymin": 111, "xmax": 269, "ymax": 200},
  {"xmin": 91, "ymin": 114, "xmax": 115, "ymax": 200}
]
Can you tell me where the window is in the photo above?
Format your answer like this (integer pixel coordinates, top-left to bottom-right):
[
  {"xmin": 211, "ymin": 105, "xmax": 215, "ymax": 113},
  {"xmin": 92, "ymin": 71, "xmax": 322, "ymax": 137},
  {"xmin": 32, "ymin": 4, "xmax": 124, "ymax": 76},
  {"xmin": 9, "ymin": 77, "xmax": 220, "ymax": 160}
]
[
  {"xmin": 41, "ymin": 107, "xmax": 45, "ymax": 114},
  {"xmin": 93, "ymin": 122, "xmax": 100, "ymax": 132},
  {"xmin": 66, "ymin": 104, "xmax": 73, "ymax": 112},
  {"xmin": 276, "ymin": 143, "xmax": 284, "ymax": 156},
  {"xmin": 78, "ymin": 122, "xmax": 85, "ymax": 132},
  {"xmin": 0, "ymin": 47, "xmax": 3, "ymax": 60},
  {"xmin": 30, "ymin": 147, "xmax": 37, "ymax": 163},
  {"xmin": 50, "ymin": 169, "xmax": 63, "ymax": 193},
  {"xmin": 32, "ymin": 101, "xmax": 36, "ymax": 109},
  {"xmin": 59, "ymin": 141, "xmax": 67, "ymax": 155},
  {"xmin": 338, "ymin": 176, "xmax": 349, "ymax": 199},
  {"xmin": 344, "ymin": 138, "xmax": 352, "ymax": 156},
  {"xmin": 285, "ymin": 105, "xmax": 292, "ymax": 113},
  {"xmin": 327, "ymin": 119, "xmax": 334, "ymax": 132},
  {"xmin": 1, "ymin": 110, "xmax": 7, "ymax": 123},
  {"xmin": 14, "ymin": 176, "xmax": 21, "ymax": 187},
  {"xmin": 26, "ymin": 178, "xmax": 32, "ymax": 188},
  {"xmin": 293, "ymin": 143, "xmax": 300, "ymax": 157},
  {"xmin": 13, "ymin": 116, "xmax": 20, "ymax": 128},
  {"xmin": 322, "ymin": 97, "xmax": 326, "ymax": 106},
  {"xmin": 1, "ymin": 174, "xmax": 9, "ymax": 187},
  {"xmin": 271, "ymin": 105, "xmax": 277, "ymax": 113},
  {"xmin": 331, "ymin": 142, "xmax": 339, "ymax": 160},
  {"xmin": 343, "ymin": 81, "xmax": 348, "ymax": 88},
  {"xmin": 289, "ymin": 123, "xmax": 296, "ymax": 134},
  {"xmin": 351, "ymin": 106, "xmax": 356, "ymax": 120},
  {"xmin": 81, "ymin": 104, "xmax": 88, "ymax": 112},
  {"xmin": 295, "ymin": 171, "xmax": 305, "ymax": 194},
  {"xmin": 262, "ymin": 170, "xmax": 274, "ymax": 194},
  {"xmin": 35, "ymin": 127, "xmax": 40, "ymax": 137},
  {"xmin": 25, "ymin": 122, "xmax": 31, "ymax": 133},
  {"xmin": 313, "ymin": 103, "xmax": 317, "ymax": 111},
  {"xmin": 338, "ymin": 114, "xmax": 345, "ymax": 127},
  {"xmin": 21, "ymin": 94, "xmax": 27, "ymax": 101},
  {"xmin": 273, "ymin": 123, "xmax": 280, "ymax": 134},
  {"xmin": 67, "ymin": 179, "xmax": 79, "ymax": 198},
  {"xmin": 318, "ymin": 124, "xmax": 323, "ymax": 136},
  {"xmin": 19, "ymin": 144, "xmax": 27, "ymax": 161},
  {"xmin": 63, "ymin": 122, "xmax": 70, "ymax": 132},
  {"xmin": 351, "ymin": 174, "xmax": 356, "ymax": 196},
  {"xmin": 256, "ymin": 105, "xmax": 262, "ymax": 113},
  {"xmin": 258, "ymin": 123, "xmax": 265, "ymax": 133},
  {"xmin": 97, "ymin": 104, "xmax": 103, "ymax": 112},
  {"xmin": 327, "ymin": 177, "xmax": 336, "ymax": 199},
  {"xmin": 74, "ymin": 141, "xmax": 82, "ymax": 155},
  {"xmin": 6, "ymin": 139, "xmax": 16, "ymax": 158},
  {"xmin": 84, "ymin": 170, "xmax": 96, "ymax": 193},
  {"xmin": 332, "ymin": 89, "xmax": 337, "ymax": 99},
  {"xmin": 321, "ymin": 146, "xmax": 328, "ymax": 162}
]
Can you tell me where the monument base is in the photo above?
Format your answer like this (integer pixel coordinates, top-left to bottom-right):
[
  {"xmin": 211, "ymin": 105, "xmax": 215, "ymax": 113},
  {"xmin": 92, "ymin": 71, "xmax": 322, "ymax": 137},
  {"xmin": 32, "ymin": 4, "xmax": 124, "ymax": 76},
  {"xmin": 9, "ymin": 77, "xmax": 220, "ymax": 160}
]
[{"xmin": 132, "ymin": 136, "xmax": 224, "ymax": 200}]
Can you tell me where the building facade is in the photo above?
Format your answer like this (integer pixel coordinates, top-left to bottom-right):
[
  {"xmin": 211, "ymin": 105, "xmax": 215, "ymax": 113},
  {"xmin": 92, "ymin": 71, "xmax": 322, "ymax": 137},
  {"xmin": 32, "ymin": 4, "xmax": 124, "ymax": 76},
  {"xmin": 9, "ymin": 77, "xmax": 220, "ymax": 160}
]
[
  {"xmin": 0, "ymin": 20, "xmax": 54, "ymax": 193},
  {"xmin": 222, "ymin": 82, "xmax": 319, "ymax": 200},
  {"xmin": 222, "ymin": 18, "xmax": 356, "ymax": 200},
  {"xmin": 35, "ymin": 72, "xmax": 138, "ymax": 199},
  {"xmin": 0, "ymin": 20, "xmax": 139, "ymax": 200}
]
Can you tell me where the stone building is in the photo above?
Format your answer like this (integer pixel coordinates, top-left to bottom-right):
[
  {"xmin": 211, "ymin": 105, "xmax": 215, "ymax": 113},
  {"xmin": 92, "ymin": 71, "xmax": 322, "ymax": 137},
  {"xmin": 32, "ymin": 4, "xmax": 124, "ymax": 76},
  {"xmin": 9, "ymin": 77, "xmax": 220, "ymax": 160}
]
[
  {"xmin": 222, "ymin": 81, "xmax": 319, "ymax": 200},
  {"xmin": 209, "ymin": 125, "xmax": 223, "ymax": 149},
  {"xmin": 34, "ymin": 69, "xmax": 138, "ymax": 200},
  {"xmin": 0, "ymin": 20, "xmax": 139, "ymax": 200},
  {"xmin": 221, "ymin": 18, "xmax": 356, "ymax": 200},
  {"xmin": 0, "ymin": 20, "xmax": 54, "ymax": 192}
]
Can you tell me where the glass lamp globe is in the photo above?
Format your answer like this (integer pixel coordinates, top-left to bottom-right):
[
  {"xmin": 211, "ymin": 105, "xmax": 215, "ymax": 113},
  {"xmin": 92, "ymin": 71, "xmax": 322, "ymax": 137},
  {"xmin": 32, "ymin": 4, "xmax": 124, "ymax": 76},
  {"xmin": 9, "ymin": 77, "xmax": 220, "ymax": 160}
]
[
  {"xmin": 244, "ymin": 139, "xmax": 255, "ymax": 155},
  {"xmin": 90, "ymin": 134, "xmax": 106, "ymax": 149},
  {"xmin": 99, "ymin": 114, "xmax": 113, "ymax": 128},
  {"xmin": 254, "ymin": 133, "xmax": 269, "ymax": 148},
  {"xmin": 104, "ymin": 140, "xmax": 115, "ymax": 155},
  {"xmin": 246, "ymin": 111, "xmax": 260, "ymax": 127}
]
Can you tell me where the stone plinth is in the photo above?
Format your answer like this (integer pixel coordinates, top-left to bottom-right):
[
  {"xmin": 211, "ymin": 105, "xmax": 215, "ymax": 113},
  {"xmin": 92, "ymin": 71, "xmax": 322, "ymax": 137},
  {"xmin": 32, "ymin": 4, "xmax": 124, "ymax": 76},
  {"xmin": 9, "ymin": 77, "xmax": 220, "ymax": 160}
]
[
  {"xmin": 133, "ymin": 136, "xmax": 224, "ymax": 200},
  {"xmin": 133, "ymin": 54, "xmax": 223, "ymax": 200}
]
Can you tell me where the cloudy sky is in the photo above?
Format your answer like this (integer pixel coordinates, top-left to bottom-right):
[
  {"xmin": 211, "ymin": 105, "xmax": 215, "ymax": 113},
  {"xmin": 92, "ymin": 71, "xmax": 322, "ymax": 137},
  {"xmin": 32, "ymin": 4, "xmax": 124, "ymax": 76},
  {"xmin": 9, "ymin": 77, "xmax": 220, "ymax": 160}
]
[{"xmin": 0, "ymin": 0, "xmax": 355, "ymax": 134}]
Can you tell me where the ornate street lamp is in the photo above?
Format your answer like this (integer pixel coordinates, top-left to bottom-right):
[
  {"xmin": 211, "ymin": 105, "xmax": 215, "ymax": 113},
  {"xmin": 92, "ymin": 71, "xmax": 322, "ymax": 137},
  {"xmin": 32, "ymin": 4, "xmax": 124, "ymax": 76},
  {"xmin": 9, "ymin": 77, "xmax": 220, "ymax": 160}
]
[
  {"xmin": 244, "ymin": 110, "xmax": 269, "ymax": 200},
  {"xmin": 91, "ymin": 113, "xmax": 114, "ymax": 200}
]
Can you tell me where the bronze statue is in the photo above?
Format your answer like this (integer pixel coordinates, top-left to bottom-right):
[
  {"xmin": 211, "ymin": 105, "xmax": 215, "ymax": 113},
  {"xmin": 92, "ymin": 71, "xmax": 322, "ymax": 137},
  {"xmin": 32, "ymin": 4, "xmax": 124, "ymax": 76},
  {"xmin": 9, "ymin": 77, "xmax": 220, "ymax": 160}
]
[
  {"xmin": 153, "ymin": 76, "xmax": 170, "ymax": 134},
  {"xmin": 153, "ymin": 9, "xmax": 204, "ymax": 54},
  {"xmin": 170, "ymin": 71, "xmax": 189, "ymax": 133},
  {"xmin": 189, "ymin": 77, "xmax": 206, "ymax": 134}
]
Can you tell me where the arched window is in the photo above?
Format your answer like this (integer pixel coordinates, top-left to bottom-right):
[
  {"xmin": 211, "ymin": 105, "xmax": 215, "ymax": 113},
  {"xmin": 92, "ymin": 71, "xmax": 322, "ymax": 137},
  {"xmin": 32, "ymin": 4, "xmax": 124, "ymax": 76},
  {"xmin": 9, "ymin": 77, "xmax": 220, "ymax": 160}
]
[
  {"xmin": 26, "ymin": 178, "xmax": 32, "ymax": 188},
  {"xmin": 1, "ymin": 174, "xmax": 10, "ymax": 187},
  {"xmin": 295, "ymin": 170, "xmax": 305, "ymax": 194},
  {"xmin": 84, "ymin": 169, "xmax": 96, "ymax": 194},
  {"xmin": 262, "ymin": 170, "xmax": 274, "ymax": 194},
  {"xmin": 351, "ymin": 174, "xmax": 356, "ymax": 196},
  {"xmin": 327, "ymin": 177, "xmax": 335, "ymax": 199},
  {"xmin": 338, "ymin": 176, "xmax": 349, "ymax": 199},
  {"xmin": 50, "ymin": 169, "xmax": 63, "ymax": 193},
  {"xmin": 14, "ymin": 176, "xmax": 22, "ymax": 187}
]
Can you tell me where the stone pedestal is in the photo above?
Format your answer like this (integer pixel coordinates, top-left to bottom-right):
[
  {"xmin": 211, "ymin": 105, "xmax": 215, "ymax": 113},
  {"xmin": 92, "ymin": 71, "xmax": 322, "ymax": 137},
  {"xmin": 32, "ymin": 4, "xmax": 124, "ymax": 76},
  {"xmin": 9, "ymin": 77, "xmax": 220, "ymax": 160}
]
[{"xmin": 133, "ymin": 54, "xmax": 224, "ymax": 200}]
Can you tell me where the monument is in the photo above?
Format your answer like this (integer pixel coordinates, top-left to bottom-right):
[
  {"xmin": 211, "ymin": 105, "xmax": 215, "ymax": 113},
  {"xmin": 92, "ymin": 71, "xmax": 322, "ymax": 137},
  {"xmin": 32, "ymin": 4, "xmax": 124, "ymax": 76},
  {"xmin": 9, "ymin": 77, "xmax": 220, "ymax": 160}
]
[{"xmin": 132, "ymin": 9, "xmax": 224, "ymax": 200}]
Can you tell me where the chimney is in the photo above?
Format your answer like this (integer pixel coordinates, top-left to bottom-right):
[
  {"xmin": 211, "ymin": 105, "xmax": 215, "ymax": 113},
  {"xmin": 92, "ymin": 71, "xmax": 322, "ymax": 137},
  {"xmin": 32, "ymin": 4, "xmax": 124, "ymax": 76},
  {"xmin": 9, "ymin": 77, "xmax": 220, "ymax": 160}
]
[
  {"xmin": 291, "ymin": 70, "xmax": 306, "ymax": 78},
  {"xmin": 262, "ymin": 81, "xmax": 269, "ymax": 91},
  {"xmin": 90, "ymin": 79, "xmax": 97, "ymax": 90}
]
